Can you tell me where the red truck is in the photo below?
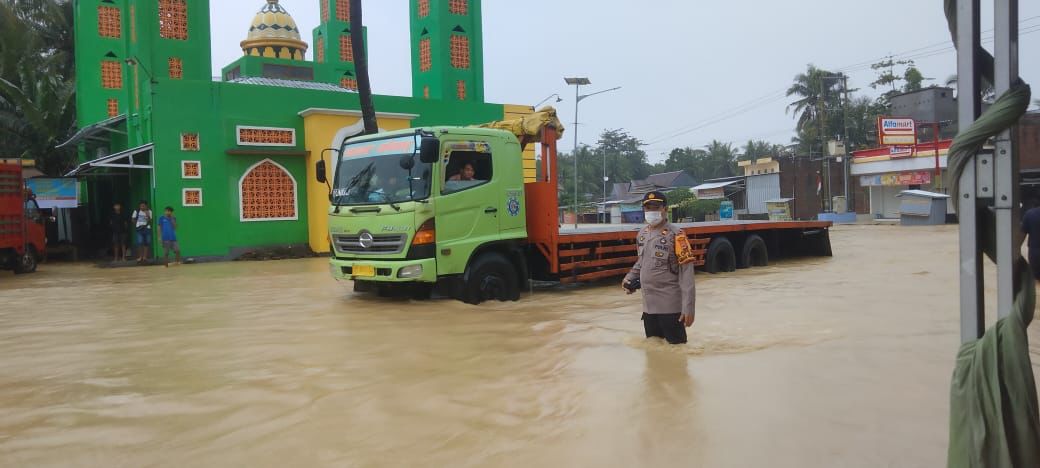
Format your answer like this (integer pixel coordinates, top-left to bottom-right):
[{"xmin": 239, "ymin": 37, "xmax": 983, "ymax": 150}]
[{"xmin": 0, "ymin": 163, "xmax": 46, "ymax": 274}]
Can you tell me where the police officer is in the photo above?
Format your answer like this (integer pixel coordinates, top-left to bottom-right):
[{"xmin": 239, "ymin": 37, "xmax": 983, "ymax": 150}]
[{"xmin": 622, "ymin": 191, "xmax": 696, "ymax": 344}]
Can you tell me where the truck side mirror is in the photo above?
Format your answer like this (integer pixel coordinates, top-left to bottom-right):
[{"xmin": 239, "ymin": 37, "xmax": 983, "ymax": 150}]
[
  {"xmin": 316, "ymin": 160, "xmax": 327, "ymax": 184},
  {"xmin": 419, "ymin": 137, "xmax": 439, "ymax": 164}
]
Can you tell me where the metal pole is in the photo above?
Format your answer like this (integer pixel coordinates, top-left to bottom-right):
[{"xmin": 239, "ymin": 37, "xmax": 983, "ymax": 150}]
[
  {"xmin": 573, "ymin": 83, "xmax": 580, "ymax": 229},
  {"xmin": 602, "ymin": 144, "xmax": 606, "ymax": 223},
  {"xmin": 842, "ymin": 74, "xmax": 851, "ymax": 206},
  {"xmin": 956, "ymin": 0, "xmax": 984, "ymax": 343},
  {"xmin": 994, "ymin": 0, "xmax": 1020, "ymax": 318},
  {"xmin": 934, "ymin": 123, "xmax": 942, "ymax": 190}
]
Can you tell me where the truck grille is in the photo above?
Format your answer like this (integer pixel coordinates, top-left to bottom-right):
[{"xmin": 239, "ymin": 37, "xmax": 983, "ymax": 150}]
[{"xmin": 333, "ymin": 233, "xmax": 407, "ymax": 255}]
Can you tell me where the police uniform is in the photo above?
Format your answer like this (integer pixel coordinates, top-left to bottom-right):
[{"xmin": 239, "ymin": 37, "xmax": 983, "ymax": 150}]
[{"xmin": 624, "ymin": 192, "xmax": 696, "ymax": 344}]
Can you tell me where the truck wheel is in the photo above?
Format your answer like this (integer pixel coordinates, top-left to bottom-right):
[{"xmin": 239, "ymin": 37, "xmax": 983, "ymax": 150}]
[
  {"xmin": 705, "ymin": 237, "xmax": 736, "ymax": 274},
  {"xmin": 738, "ymin": 235, "xmax": 768, "ymax": 269},
  {"xmin": 462, "ymin": 252, "xmax": 519, "ymax": 304},
  {"xmin": 13, "ymin": 248, "xmax": 37, "ymax": 275}
]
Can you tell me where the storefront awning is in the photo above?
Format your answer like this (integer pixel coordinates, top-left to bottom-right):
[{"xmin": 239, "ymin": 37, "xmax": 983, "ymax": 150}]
[
  {"xmin": 55, "ymin": 114, "xmax": 128, "ymax": 149},
  {"xmin": 65, "ymin": 143, "xmax": 154, "ymax": 177}
]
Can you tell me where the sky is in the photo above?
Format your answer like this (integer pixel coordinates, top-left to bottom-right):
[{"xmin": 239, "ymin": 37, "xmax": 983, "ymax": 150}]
[{"xmin": 210, "ymin": 0, "xmax": 1040, "ymax": 163}]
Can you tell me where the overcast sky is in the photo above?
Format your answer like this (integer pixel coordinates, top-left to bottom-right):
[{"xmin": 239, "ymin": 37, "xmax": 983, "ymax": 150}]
[{"xmin": 210, "ymin": 1, "xmax": 1040, "ymax": 162}]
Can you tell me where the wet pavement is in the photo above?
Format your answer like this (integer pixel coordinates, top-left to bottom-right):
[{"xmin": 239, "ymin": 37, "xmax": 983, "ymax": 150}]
[{"xmin": 0, "ymin": 225, "xmax": 1037, "ymax": 467}]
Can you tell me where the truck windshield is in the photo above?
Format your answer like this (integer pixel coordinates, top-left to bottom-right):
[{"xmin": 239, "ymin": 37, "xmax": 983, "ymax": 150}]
[{"xmin": 332, "ymin": 136, "xmax": 432, "ymax": 206}]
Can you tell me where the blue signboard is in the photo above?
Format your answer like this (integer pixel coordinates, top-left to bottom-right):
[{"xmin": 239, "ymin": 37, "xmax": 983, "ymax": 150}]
[
  {"xmin": 26, "ymin": 178, "xmax": 79, "ymax": 209},
  {"xmin": 719, "ymin": 200, "xmax": 734, "ymax": 220}
]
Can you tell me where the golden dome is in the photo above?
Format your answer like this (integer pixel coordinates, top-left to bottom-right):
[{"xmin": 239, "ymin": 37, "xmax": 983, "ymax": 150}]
[{"xmin": 240, "ymin": 0, "xmax": 308, "ymax": 61}]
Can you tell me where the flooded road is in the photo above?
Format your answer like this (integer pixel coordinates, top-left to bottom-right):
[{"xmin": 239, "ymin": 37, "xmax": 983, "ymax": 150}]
[{"xmin": 1, "ymin": 225, "xmax": 1038, "ymax": 467}]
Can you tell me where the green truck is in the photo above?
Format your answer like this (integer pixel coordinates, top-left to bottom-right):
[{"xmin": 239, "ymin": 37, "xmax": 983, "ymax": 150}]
[{"xmin": 317, "ymin": 111, "xmax": 833, "ymax": 304}]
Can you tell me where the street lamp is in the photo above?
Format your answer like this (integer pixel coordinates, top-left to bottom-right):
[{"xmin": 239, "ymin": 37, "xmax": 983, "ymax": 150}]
[
  {"xmin": 535, "ymin": 93, "xmax": 563, "ymax": 108},
  {"xmin": 124, "ymin": 57, "xmax": 157, "ymax": 84},
  {"xmin": 564, "ymin": 77, "xmax": 620, "ymax": 227}
]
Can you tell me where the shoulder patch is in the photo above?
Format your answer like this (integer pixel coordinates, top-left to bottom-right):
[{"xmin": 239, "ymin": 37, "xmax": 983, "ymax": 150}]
[{"xmin": 675, "ymin": 234, "xmax": 696, "ymax": 265}]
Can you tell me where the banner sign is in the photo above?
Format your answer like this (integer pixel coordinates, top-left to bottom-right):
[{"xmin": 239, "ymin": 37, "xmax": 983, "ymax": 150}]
[
  {"xmin": 878, "ymin": 117, "xmax": 917, "ymax": 145},
  {"xmin": 342, "ymin": 136, "xmax": 416, "ymax": 158},
  {"xmin": 888, "ymin": 146, "xmax": 915, "ymax": 159},
  {"xmin": 859, "ymin": 171, "xmax": 933, "ymax": 187},
  {"xmin": 25, "ymin": 178, "xmax": 79, "ymax": 208}
]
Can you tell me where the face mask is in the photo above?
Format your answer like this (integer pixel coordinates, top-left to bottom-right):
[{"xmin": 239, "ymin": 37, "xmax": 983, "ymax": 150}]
[{"xmin": 645, "ymin": 211, "xmax": 663, "ymax": 225}]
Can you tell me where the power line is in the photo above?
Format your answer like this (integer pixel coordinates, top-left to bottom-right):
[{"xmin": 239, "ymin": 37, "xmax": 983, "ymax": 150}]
[{"xmin": 641, "ymin": 16, "xmax": 1040, "ymax": 149}]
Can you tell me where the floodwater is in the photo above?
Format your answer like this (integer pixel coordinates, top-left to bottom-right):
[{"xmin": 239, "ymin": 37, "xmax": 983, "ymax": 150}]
[{"xmin": 1, "ymin": 225, "xmax": 1038, "ymax": 467}]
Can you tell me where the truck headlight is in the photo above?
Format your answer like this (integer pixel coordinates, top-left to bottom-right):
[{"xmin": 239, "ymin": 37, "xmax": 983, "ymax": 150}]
[{"xmin": 397, "ymin": 264, "xmax": 423, "ymax": 278}]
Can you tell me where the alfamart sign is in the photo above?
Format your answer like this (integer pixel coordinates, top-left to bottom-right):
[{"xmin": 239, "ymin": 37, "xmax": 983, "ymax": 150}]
[{"xmin": 877, "ymin": 117, "xmax": 917, "ymax": 145}]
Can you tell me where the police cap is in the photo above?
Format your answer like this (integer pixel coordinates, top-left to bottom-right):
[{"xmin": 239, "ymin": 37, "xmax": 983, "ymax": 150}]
[{"xmin": 642, "ymin": 191, "xmax": 667, "ymax": 206}]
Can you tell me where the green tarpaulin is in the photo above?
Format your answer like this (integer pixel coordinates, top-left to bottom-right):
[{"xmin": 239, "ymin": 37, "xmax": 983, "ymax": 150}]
[{"xmin": 947, "ymin": 259, "xmax": 1040, "ymax": 467}]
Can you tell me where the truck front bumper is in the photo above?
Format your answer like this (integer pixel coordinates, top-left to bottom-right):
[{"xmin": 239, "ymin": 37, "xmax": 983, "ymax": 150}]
[{"xmin": 329, "ymin": 257, "xmax": 437, "ymax": 283}]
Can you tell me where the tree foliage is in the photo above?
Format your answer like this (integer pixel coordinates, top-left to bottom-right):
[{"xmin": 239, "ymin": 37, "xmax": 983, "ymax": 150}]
[
  {"xmin": 786, "ymin": 64, "xmax": 843, "ymax": 156},
  {"xmin": 0, "ymin": 0, "xmax": 77, "ymax": 175}
]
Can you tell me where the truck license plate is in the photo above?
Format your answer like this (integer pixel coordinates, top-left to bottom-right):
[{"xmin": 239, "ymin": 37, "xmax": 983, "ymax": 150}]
[{"xmin": 352, "ymin": 265, "xmax": 375, "ymax": 277}]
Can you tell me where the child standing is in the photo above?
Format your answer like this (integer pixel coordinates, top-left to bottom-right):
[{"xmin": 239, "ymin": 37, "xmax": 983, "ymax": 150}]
[{"xmin": 158, "ymin": 206, "xmax": 181, "ymax": 267}]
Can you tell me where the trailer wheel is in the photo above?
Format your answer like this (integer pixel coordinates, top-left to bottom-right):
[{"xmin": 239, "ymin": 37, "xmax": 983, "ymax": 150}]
[
  {"xmin": 462, "ymin": 252, "xmax": 519, "ymax": 304},
  {"xmin": 13, "ymin": 247, "xmax": 37, "ymax": 275},
  {"xmin": 738, "ymin": 235, "xmax": 769, "ymax": 269},
  {"xmin": 705, "ymin": 237, "xmax": 736, "ymax": 274}
]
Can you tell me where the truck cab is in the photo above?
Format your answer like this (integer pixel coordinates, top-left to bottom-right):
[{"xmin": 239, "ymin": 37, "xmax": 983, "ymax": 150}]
[
  {"xmin": 0, "ymin": 164, "xmax": 46, "ymax": 274},
  {"xmin": 321, "ymin": 127, "xmax": 529, "ymax": 303}
]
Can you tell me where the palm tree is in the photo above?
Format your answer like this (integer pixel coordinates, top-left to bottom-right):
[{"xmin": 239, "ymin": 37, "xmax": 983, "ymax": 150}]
[
  {"xmin": 786, "ymin": 65, "xmax": 842, "ymax": 136},
  {"xmin": 349, "ymin": 0, "xmax": 378, "ymax": 134},
  {"xmin": 0, "ymin": 0, "xmax": 77, "ymax": 175}
]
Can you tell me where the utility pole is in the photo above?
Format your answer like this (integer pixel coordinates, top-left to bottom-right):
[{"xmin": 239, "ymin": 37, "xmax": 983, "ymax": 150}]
[
  {"xmin": 842, "ymin": 73, "xmax": 851, "ymax": 209},
  {"xmin": 818, "ymin": 77, "xmax": 830, "ymax": 212}
]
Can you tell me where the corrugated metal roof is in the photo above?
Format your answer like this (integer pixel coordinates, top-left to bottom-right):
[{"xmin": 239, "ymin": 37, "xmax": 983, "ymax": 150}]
[
  {"xmin": 226, "ymin": 77, "xmax": 354, "ymax": 93},
  {"xmin": 692, "ymin": 180, "xmax": 740, "ymax": 190}
]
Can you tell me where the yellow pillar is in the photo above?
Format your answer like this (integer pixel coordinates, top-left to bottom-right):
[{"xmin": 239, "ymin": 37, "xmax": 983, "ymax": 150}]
[{"xmin": 300, "ymin": 109, "xmax": 418, "ymax": 253}]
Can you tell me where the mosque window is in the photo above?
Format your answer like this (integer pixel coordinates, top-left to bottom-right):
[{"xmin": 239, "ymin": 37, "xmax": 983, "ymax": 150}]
[
  {"xmin": 316, "ymin": 36, "xmax": 325, "ymax": 63},
  {"xmin": 340, "ymin": 77, "xmax": 358, "ymax": 91},
  {"xmin": 423, "ymin": 85, "xmax": 430, "ymax": 99},
  {"xmin": 336, "ymin": 0, "xmax": 350, "ymax": 21},
  {"xmin": 419, "ymin": 38, "xmax": 431, "ymax": 72},
  {"xmin": 180, "ymin": 133, "xmax": 200, "ymax": 151},
  {"xmin": 339, "ymin": 35, "xmax": 354, "ymax": 62},
  {"xmin": 107, "ymin": 99, "xmax": 119, "ymax": 118},
  {"xmin": 97, "ymin": 6, "xmax": 121, "ymax": 38},
  {"xmin": 158, "ymin": 0, "xmax": 188, "ymax": 40},
  {"xmin": 168, "ymin": 57, "xmax": 183, "ymax": 79},
  {"xmin": 181, "ymin": 161, "xmax": 201, "ymax": 179},
  {"xmin": 456, "ymin": 80, "xmax": 466, "ymax": 100},
  {"xmin": 450, "ymin": 34, "xmax": 470, "ymax": 69},
  {"xmin": 182, "ymin": 188, "xmax": 203, "ymax": 207},
  {"xmin": 101, "ymin": 60, "xmax": 122, "ymax": 89},
  {"xmin": 237, "ymin": 126, "xmax": 296, "ymax": 146},
  {"xmin": 240, "ymin": 160, "xmax": 297, "ymax": 221},
  {"xmin": 320, "ymin": 1, "xmax": 328, "ymax": 22},
  {"xmin": 418, "ymin": 0, "xmax": 429, "ymax": 18},
  {"xmin": 449, "ymin": 0, "xmax": 468, "ymax": 15}
]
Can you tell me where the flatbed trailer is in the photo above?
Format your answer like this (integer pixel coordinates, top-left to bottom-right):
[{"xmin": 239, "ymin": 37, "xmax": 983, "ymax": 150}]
[{"xmin": 521, "ymin": 128, "xmax": 833, "ymax": 284}]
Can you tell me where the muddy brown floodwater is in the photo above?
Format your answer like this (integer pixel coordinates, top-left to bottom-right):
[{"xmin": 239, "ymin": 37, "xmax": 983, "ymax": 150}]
[{"xmin": 1, "ymin": 225, "xmax": 1039, "ymax": 467}]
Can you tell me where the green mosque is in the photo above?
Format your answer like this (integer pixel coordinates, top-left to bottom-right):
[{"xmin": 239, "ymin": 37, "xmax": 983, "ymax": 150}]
[{"xmin": 64, "ymin": 0, "xmax": 533, "ymax": 258}]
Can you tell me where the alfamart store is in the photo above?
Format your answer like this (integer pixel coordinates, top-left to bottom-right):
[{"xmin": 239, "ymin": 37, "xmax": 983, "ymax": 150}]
[{"xmin": 850, "ymin": 140, "xmax": 951, "ymax": 219}]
